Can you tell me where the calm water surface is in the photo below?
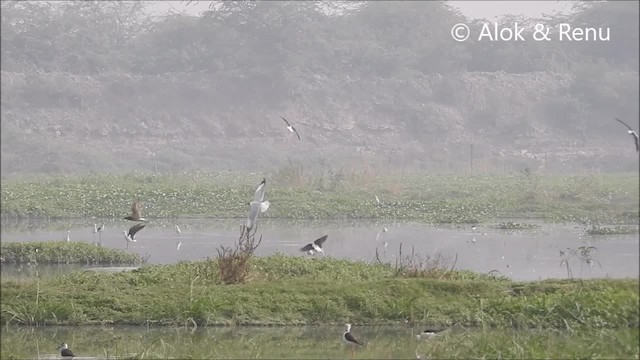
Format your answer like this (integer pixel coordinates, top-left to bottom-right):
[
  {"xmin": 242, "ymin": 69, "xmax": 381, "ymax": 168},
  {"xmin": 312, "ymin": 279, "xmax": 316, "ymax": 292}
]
[{"xmin": 1, "ymin": 218, "xmax": 638, "ymax": 281}]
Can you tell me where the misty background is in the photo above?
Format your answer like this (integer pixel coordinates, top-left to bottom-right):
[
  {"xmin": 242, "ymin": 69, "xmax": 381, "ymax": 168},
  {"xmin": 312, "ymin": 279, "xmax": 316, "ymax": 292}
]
[{"xmin": 1, "ymin": 0, "xmax": 638, "ymax": 176}]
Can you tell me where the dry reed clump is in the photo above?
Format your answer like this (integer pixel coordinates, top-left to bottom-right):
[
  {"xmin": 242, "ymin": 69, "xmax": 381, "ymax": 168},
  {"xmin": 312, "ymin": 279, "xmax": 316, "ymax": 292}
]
[
  {"xmin": 375, "ymin": 243, "xmax": 458, "ymax": 279},
  {"xmin": 216, "ymin": 225, "xmax": 262, "ymax": 285}
]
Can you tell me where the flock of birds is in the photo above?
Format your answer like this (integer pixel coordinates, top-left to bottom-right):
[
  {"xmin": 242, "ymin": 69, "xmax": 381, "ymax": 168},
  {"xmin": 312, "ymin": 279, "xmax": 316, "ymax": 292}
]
[
  {"xmin": 55, "ymin": 326, "xmax": 446, "ymax": 358},
  {"xmin": 53, "ymin": 116, "xmax": 636, "ymax": 358}
]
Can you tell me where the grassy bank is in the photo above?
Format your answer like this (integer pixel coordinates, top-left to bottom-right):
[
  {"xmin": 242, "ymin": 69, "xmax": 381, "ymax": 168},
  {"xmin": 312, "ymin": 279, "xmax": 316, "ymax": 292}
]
[
  {"xmin": 1, "ymin": 171, "xmax": 638, "ymax": 224},
  {"xmin": 1, "ymin": 255, "xmax": 638, "ymax": 328},
  {"xmin": 0, "ymin": 242, "xmax": 147, "ymax": 265},
  {"xmin": 0, "ymin": 325, "xmax": 637, "ymax": 359}
]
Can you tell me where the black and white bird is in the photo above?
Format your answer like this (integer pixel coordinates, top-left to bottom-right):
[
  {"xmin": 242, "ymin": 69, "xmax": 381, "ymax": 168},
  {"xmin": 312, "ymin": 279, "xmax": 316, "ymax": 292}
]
[
  {"xmin": 97, "ymin": 223, "xmax": 105, "ymax": 232},
  {"xmin": 246, "ymin": 178, "xmax": 270, "ymax": 229},
  {"xmin": 300, "ymin": 235, "xmax": 328, "ymax": 255},
  {"xmin": 615, "ymin": 118, "xmax": 639, "ymax": 152},
  {"xmin": 124, "ymin": 201, "xmax": 146, "ymax": 222},
  {"xmin": 416, "ymin": 328, "xmax": 447, "ymax": 340},
  {"xmin": 280, "ymin": 116, "xmax": 301, "ymax": 140},
  {"xmin": 342, "ymin": 323, "xmax": 364, "ymax": 356},
  {"xmin": 123, "ymin": 223, "xmax": 146, "ymax": 249},
  {"xmin": 57, "ymin": 343, "xmax": 75, "ymax": 358}
]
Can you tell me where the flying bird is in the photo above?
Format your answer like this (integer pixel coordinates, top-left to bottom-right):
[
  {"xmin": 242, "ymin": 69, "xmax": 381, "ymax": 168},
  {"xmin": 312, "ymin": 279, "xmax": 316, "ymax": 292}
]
[
  {"xmin": 124, "ymin": 201, "xmax": 146, "ymax": 221},
  {"xmin": 246, "ymin": 178, "xmax": 270, "ymax": 229},
  {"xmin": 615, "ymin": 118, "xmax": 639, "ymax": 152},
  {"xmin": 280, "ymin": 116, "xmax": 301, "ymax": 140},
  {"xmin": 57, "ymin": 343, "xmax": 75, "ymax": 358},
  {"xmin": 123, "ymin": 223, "xmax": 146, "ymax": 249},
  {"xmin": 342, "ymin": 323, "xmax": 364, "ymax": 357},
  {"xmin": 300, "ymin": 235, "xmax": 328, "ymax": 255}
]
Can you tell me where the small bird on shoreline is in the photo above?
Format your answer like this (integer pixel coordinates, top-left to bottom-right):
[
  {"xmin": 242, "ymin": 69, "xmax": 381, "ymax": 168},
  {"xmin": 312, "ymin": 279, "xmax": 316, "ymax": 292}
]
[
  {"xmin": 124, "ymin": 201, "xmax": 146, "ymax": 222},
  {"xmin": 300, "ymin": 235, "xmax": 328, "ymax": 256},
  {"xmin": 416, "ymin": 328, "xmax": 447, "ymax": 340},
  {"xmin": 615, "ymin": 118, "xmax": 639, "ymax": 152},
  {"xmin": 281, "ymin": 116, "xmax": 301, "ymax": 140},
  {"xmin": 57, "ymin": 343, "xmax": 75, "ymax": 358},
  {"xmin": 124, "ymin": 223, "xmax": 146, "ymax": 249},
  {"xmin": 342, "ymin": 323, "xmax": 364, "ymax": 357}
]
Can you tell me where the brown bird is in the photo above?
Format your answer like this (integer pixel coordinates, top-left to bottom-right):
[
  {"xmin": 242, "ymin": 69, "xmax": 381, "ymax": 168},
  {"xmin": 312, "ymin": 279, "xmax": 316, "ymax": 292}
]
[
  {"xmin": 615, "ymin": 118, "xmax": 639, "ymax": 152},
  {"xmin": 124, "ymin": 201, "xmax": 146, "ymax": 221}
]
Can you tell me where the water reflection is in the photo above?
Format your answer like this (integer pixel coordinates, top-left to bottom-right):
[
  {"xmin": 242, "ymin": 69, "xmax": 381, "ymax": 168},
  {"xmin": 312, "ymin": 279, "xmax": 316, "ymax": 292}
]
[{"xmin": 1, "ymin": 218, "xmax": 638, "ymax": 281}]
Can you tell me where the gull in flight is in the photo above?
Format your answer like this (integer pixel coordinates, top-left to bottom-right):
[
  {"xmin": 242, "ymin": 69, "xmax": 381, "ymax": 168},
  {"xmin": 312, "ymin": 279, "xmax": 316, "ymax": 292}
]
[
  {"xmin": 246, "ymin": 178, "xmax": 270, "ymax": 229},
  {"xmin": 342, "ymin": 323, "xmax": 364, "ymax": 357},
  {"xmin": 124, "ymin": 201, "xmax": 146, "ymax": 221},
  {"xmin": 280, "ymin": 116, "xmax": 301, "ymax": 140},
  {"xmin": 300, "ymin": 235, "xmax": 328, "ymax": 255},
  {"xmin": 123, "ymin": 223, "xmax": 146, "ymax": 249},
  {"xmin": 615, "ymin": 118, "xmax": 639, "ymax": 152}
]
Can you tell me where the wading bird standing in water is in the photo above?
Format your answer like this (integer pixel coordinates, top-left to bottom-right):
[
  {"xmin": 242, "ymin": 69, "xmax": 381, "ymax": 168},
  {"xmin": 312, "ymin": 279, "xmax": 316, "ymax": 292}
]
[
  {"xmin": 57, "ymin": 343, "xmax": 75, "ymax": 358},
  {"xmin": 342, "ymin": 323, "xmax": 364, "ymax": 357},
  {"xmin": 123, "ymin": 223, "xmax": 146, "ymax": 249},
  {"xmin": 615, "ymin": 118, "xmax": 639, "ymax": 152},
  {"xmin": 124, "ymin": 201, "xmax": 146, "ymax": 222},
  {"xmin": 246, "ymin": 178, "xmax": 270, "ymax": 229},
  {"xmin": 65, "ymin": 230, "xmax": 71, "ymax": 242}
]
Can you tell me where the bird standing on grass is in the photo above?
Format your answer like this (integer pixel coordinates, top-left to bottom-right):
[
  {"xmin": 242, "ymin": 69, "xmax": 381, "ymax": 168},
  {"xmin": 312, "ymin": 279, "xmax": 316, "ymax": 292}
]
[
  {"xmin": 342, "ymin": 323, "xmax": 364, "ymax": 357},
  {"xmin": 300, "ymin": 235, "xmax": 328, "ymax": 256},
  {"xmin": 57, "ymin": 343, "xmax": 75, "ymax": 358},
  {"xmin": 281, "ymin": 116, "xmax": 301, "ymax": 140},
  {"xmin": 123, "ymin": 223, "xmax": 146, "ymax": 249},
  {"xmin": 246, "ymin": 178, "xmax": 270, "ymax": 229},
  {"xmin": 124, "ymin": 201, "xmax": 146, "ymax": 221},
  {"xmin": 615, "ymin": 118, "xmax": 639, "ymax": 152},
  {"xmin": 416, "ymin": 328, "xmax": 447, "ymax": 340}
]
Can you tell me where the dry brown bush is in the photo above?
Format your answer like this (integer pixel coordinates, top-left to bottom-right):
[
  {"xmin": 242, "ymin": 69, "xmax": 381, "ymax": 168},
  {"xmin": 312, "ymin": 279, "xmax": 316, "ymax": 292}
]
[{"xmin": 216, "ymin": 225, "xmax": 262, "ymax": 285}]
